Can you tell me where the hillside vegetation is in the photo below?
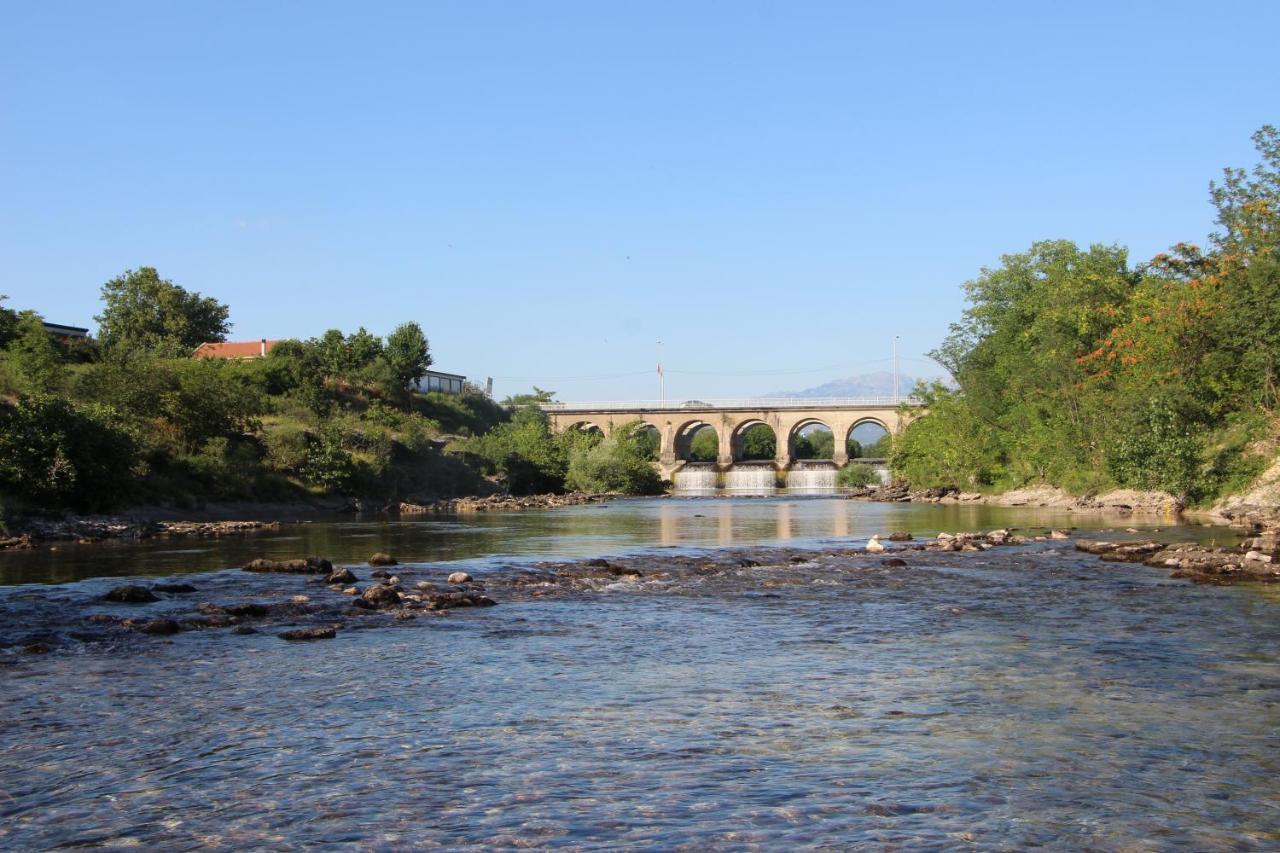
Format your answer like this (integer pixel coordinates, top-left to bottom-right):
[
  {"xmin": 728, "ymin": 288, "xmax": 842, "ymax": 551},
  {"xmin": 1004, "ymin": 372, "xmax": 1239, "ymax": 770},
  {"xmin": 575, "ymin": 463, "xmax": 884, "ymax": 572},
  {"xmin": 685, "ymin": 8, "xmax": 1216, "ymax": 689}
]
[
  {"xmin": 0, "ymin": 273, "xmax": 659, "ymax": 514},
  {"xmin": 893, "ymin": 126, "xmax": 1280, "ymax": 507}
]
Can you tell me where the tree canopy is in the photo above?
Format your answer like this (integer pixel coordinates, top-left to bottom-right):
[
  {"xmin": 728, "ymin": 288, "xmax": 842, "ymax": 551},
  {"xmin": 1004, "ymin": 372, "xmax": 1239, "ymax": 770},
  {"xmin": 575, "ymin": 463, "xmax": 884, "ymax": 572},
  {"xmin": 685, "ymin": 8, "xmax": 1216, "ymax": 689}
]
[{"xmin": 96, "ymin": 267, "xmax": 231, "ymax": 355}]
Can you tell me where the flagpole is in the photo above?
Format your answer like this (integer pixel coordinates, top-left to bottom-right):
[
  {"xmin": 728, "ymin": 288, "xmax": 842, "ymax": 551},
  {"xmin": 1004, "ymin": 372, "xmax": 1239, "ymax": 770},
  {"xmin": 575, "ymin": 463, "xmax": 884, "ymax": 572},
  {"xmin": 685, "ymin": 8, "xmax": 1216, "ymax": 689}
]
[
  {"xmin": 657, "ymin": 340, "xmax": 665, "ymax": 405},
  {"xmin": 893, "ymin": 335, "xmax": 900, "ymax": 403}
]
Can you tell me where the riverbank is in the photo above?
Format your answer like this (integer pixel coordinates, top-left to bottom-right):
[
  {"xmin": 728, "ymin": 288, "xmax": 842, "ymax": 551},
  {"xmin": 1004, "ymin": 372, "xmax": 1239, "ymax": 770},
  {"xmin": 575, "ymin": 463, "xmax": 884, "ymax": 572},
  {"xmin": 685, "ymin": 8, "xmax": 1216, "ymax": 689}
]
[
  {"xmin": 848, "ymin": 478, "xmax": 1280, "ymax": 529},
  {"xmin": 0, "ymin": 492, "xmax": 612, "ymax": 551}
]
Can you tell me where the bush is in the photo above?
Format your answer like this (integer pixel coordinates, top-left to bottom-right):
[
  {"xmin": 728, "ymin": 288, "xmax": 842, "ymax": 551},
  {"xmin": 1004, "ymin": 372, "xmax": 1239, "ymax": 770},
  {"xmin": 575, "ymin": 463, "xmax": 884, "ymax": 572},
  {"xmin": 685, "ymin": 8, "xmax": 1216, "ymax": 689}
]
[
  {"xmin": 564, "ymin": 422, "xmax": 663, "ymax": 495},
  {"xmin": 0, "ymin": 397, "xmax": 140, "ymax": 511},
  {"xmin": 837, "ymin": 463, "xmax": 881, "ymax": 488},
  {"xmin": 264, "ymin": 423, "xmax": 311, "ymax": 473},
  {"xmin": 302, "ymin": 427, "xmax": 358, "ymax": 492}
]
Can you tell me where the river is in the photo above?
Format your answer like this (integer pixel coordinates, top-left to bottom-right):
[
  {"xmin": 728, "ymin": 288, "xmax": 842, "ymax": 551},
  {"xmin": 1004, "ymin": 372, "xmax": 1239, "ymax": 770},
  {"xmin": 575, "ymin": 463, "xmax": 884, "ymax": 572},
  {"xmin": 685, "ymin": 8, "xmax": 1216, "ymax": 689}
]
[{"xmin": 1, "ymin": 497, "xmax": 1277, "ymax": 849}]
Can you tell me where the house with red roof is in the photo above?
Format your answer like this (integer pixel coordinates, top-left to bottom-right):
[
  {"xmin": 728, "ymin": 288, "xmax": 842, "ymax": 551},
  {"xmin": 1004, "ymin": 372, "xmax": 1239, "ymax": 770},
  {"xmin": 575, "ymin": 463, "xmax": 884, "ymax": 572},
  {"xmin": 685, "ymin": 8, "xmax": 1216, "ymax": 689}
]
[{"xmin": 193, "ymin": 339, "xmax": 279, "ymax": 359}]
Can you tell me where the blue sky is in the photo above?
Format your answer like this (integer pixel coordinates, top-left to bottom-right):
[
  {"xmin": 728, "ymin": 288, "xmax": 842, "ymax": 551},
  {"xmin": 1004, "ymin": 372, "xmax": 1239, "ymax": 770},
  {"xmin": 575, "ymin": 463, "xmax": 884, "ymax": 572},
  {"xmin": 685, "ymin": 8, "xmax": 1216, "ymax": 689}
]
[{"xmin": 2, "ymin": 1, "xmax": 1275, "ymax": 400}]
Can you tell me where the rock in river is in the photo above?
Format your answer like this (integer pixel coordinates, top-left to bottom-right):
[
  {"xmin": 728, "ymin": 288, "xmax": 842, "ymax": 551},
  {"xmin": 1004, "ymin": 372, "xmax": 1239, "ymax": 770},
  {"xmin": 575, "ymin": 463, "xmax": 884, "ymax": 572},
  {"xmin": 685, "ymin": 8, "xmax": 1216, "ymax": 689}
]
[
  {"xmin": 448, "ymin": 571, "xmax": 473, "ymax": 584},
  {"xmin": 152, "ymin": 583, "xmax": 197, "ymax": 594},
  {"xmin": 103, "ymin": 585, "xmax": 159, "ymax": 603},
  {"xmin": 279, "ymin": 627, "xmax": 336, "ymax": 641},
  {"xmin": 243, "ymin": 557, "xmax": 333, "ymax": 574},
  {"xmin": 136, "ymin": 618, "xmax": 181, "ymax": 635},
  {"xmin": 368, "ymin": 552, "xmax": 398, "ymax": 567},
  {"xmin": 326, "ymin": 567, "xmax": 358, "ymax": 585},
  {"xmin": 361, "ymin": 583, "xmax": 402, "ymax": 608}
]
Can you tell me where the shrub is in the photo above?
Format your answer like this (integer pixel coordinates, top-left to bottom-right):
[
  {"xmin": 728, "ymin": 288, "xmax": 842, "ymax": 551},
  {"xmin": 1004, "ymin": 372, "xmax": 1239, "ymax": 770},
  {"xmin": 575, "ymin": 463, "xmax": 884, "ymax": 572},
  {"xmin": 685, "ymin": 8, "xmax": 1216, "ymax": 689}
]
[
  {"xmin": 564, "ymin": 422, "xmax": 663, "ymax": 495},
  {"xmin": 0, "ymin": 396, "xmax": 140, "ymax": 510},
  {"xmin": 837, "ymin": 463, "xmax": 881, "ymax": 488}
]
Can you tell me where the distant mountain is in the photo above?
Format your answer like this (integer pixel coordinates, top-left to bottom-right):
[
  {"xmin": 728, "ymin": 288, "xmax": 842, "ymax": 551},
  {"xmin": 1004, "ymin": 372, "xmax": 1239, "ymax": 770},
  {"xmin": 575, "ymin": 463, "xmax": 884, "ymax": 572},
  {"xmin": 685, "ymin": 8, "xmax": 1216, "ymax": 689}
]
[{"xmin": 766, "ymin": 370, "xmax": 925, "ymax": 398}]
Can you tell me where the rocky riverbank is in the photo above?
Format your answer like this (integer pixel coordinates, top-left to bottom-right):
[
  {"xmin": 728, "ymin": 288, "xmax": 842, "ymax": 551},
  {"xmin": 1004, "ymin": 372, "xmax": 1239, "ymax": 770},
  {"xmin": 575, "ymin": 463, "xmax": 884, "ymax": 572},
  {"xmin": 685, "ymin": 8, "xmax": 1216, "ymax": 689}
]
[
  {"xmin": 0, "ymin": 493, "xmax": 610, "ymax": 551},
  {"xmin": 0, "ymin": 515, "xmax": 285, "ymax": 551},
  {"xmin": 396, "ymin": 493, "xmax": 607, "ymax": 514},
  {"xmin": 848, "ymin": 482, "xmax": 1186, "ymax": 515}
]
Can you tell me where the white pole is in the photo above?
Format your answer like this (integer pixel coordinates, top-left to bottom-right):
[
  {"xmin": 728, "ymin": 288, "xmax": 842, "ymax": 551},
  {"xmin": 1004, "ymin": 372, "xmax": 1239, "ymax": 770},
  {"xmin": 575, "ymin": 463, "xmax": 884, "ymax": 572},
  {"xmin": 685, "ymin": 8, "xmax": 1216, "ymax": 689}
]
[
  {"xmin": 657, "ymin": 340, "xmax": 665, "ymax": 405},
  {"xmin": 893, "ymin": 336, "xmax": 899, "ymax": 402}
]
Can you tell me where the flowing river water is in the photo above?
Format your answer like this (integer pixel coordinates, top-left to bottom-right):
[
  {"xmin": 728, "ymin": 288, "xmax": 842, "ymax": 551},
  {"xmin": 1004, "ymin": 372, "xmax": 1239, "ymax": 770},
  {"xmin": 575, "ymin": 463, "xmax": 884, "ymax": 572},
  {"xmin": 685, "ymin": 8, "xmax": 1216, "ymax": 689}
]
[{"xmin": 1, "ymin": 498, "xmax": 1278, "ymax": 849}]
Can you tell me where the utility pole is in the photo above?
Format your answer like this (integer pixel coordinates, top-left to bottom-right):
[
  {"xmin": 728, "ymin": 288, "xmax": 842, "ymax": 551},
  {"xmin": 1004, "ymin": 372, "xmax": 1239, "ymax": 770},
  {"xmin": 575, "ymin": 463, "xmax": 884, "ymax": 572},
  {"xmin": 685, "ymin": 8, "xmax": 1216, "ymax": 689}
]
[{"xmin": 893, "ymin": 336, "xmax": 900, "ymax": 403}]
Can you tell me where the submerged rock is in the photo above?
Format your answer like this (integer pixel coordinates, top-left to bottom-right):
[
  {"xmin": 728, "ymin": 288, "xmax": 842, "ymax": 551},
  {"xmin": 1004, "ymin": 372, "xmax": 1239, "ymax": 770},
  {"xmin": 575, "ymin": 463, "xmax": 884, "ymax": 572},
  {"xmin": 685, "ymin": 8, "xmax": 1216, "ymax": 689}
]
[
  {"xmin": 279, "ymin": 627, "xmax": 336, "ymax": 641},
  {"xmin": 243, "ymin": 557, "xmax": 332, "ymax": 574},
  {"xmin": 136, "ymin": 618, "xmax": 181, "ymax": 635},
  {"xmin": 152, "ymin": 583, "xmax": 197, "ymax": 594},
  {"xmin": 887, "ymin": 531, "xmax": 913, "ymax": 542},
  {"xmin": 368, "ymin": 553, "xmax": 398, "ymax": 567},
  {"xmin": 103, "ymin": 585, "xmax": 159, "ymax": 603}
]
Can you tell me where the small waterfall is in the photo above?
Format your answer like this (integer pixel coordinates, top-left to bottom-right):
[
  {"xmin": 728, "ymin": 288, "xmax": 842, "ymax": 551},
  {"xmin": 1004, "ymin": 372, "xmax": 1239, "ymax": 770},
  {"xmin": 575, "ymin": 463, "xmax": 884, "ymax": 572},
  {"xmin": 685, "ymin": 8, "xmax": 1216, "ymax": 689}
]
[
  {"xmin": 673, "ymin": 464, "xmax": 719, "ymax": 496},
  {"xmin": 786, "ymin": 461, "xmax": 837, "ymax": 495},
  {"xmin": 873, "ymin": 464, "xmax": 891, "ymax": 485},
  {"xmin": 724, "ymin": 463, "xmax": 778, "ymax": 496}
]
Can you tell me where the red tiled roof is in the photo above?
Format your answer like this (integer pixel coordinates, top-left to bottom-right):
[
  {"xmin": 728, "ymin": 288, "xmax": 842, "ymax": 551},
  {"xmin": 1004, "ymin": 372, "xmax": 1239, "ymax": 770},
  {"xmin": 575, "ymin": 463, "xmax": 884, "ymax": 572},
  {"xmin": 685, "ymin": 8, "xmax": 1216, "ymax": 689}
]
[{"xmin": 193, "ymin": 340, "xmax": 280, "ymax": 359}]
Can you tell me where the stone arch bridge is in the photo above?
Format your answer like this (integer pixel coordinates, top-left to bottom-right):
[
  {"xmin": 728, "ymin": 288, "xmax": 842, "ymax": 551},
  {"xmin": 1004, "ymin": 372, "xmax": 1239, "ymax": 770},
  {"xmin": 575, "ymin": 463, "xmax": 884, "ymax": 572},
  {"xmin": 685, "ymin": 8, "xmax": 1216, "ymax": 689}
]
[{"xmin": 543, "ymin": 398, "xmax": 919, "ymax": 481}]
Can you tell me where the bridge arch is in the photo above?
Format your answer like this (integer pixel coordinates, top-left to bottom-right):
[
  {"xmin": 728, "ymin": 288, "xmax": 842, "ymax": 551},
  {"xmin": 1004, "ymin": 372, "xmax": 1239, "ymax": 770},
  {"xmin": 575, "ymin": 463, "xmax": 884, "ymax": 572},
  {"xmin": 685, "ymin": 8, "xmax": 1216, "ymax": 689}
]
[
  {"xmin": 674, "ymin": 420, "xmax": 722, "ymax": 463},
  {"xmin": 789, "ymin": 418, "xmax": 836, "ymax": 461},
  {"xmin": 566, "ymin": 420, "xmax": 606, "ymax": 437},
  {"xmin": 847, "ymin": 418, "xmax": 892, "ymax": 460},
  {"xmin": 732, "ymin": 420, "xmax": 777, "ymax": 462}
]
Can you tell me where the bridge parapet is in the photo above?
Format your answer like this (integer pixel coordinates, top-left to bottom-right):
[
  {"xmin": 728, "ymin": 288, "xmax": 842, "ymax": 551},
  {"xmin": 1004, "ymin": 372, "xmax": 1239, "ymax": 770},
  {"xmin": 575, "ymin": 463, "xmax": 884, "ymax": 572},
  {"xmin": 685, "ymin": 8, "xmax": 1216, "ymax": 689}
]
[{"xmin": 543, "ymin": 397, "xmax": 917, "ymax": 413}]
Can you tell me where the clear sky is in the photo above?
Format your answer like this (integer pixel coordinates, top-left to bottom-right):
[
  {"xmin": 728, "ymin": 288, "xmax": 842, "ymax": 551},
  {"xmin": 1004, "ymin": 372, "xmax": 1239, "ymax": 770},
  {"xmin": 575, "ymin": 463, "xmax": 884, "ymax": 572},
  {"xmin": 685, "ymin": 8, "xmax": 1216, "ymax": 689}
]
[{"xmin": 2, "ymin": 1, "xmax": 1276, "ymax": 400}]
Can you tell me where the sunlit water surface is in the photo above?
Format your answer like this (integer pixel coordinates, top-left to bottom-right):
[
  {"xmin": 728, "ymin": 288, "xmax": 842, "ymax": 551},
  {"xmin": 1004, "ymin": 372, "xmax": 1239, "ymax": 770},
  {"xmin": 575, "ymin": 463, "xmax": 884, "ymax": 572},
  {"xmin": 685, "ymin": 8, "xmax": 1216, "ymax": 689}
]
[{"xmin": 2, "ymin": 498, "xmax": 1277, "ymax": 849}]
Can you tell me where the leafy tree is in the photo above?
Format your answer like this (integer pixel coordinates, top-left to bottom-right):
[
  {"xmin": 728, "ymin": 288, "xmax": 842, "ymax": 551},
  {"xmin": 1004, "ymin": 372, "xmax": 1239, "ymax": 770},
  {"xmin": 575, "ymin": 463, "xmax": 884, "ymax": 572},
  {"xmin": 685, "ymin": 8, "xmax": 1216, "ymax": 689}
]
[
  {"xmin": 687, "ymin": 426, "xmax": 719, "ymax": 462},
  {"xmin": 0, "ymin": 295, "xmax": 18, "ymax": 348},
  {"xmin": 0, "ymin": 397, "xmax": 139, "ymax": 510},
  {"xmin": 383, "ymin": 321, "xmax": 432, "ymax": 394},
  {"xmin": 794, "ymin": 428, "xmax": 834, "ymax": 459},
  {"xmin": 8, "ymin": 312, "xmax": 64, "ymax": 394},
  {"xmin": 738, "ymin": 424, "xmax": 776, "ymax": 460},
  {"xmin": 96, "ymin": 267, "xmax": 231, "ymax": 355}
]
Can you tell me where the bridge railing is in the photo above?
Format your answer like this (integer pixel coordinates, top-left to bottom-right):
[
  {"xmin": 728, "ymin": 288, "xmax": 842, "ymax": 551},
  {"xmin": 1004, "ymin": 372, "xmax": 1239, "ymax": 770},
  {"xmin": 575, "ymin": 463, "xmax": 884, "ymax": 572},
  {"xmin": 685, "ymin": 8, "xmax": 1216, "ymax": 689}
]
[{"xmin": 541, "ymin": 397, "xmax": 919, "ymax": 412}]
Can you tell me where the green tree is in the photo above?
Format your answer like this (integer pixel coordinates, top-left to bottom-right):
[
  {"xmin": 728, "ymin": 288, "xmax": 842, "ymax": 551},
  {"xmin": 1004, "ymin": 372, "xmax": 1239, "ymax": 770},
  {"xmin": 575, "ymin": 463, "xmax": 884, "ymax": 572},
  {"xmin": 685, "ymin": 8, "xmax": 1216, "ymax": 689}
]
[
  {"xmin": 96, "ymin": 267, "xmax": 231, "ymax": 355},
  {"xmin": 687, "ymin": 427, "xmax": 719, "ymax": 462},
  {"xmin": 565, "ymin": 421, "xmax": 663, "ymax": 494},
  {"xmin": 0, "ymin": 295, "xmax": 18, "ymax": 348},
  {"xmin": 383, "ymin": 322, "xmax": 432, "ymax": 395},
  {"xmin": 738, "ymin": 424, "xmax": 776, "ymax": 460},
  {"xmin": 8, "ymin": 312, "xmax": 64, "ymax": 394},
  {"xmin": 0, "ymin": 397, "xmax": 140, "ymax": 511}
]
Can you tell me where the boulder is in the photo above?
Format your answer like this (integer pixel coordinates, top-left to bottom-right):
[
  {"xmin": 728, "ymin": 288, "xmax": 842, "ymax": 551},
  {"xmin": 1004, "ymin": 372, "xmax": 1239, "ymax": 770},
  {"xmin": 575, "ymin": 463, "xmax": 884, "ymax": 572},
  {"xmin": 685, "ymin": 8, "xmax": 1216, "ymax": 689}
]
[
  {"xmin": 882, "ymin": 557, "xmax": 908, "ymax": 567},
  {"xmin": 103, "ymin": 585, "xmax": 158, "ymax": 603},
  {"xmin": 865, "ymin": 536, "xmax": 885, "ymax": 554},
  {"xmin": 326, "ymin": 567, "xmax": 358, "ymax": 585},
  {"xmin": 448, "ymin": 571, "xmax": 474, "ymax": 584},
  {"xmin": 361, "ymin": 583, "xmax": 402, "ymax": 608},
  {"xmin": 368, "ymin": 553, "xmax": 398, "ymax": 567},
  {"xmin": 887, "ymin": 531, "xmax": 913, "ymax": 542},
  {"xmin": 425, "ymin": 591, "xmax": 497, "ymax": 610}
]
